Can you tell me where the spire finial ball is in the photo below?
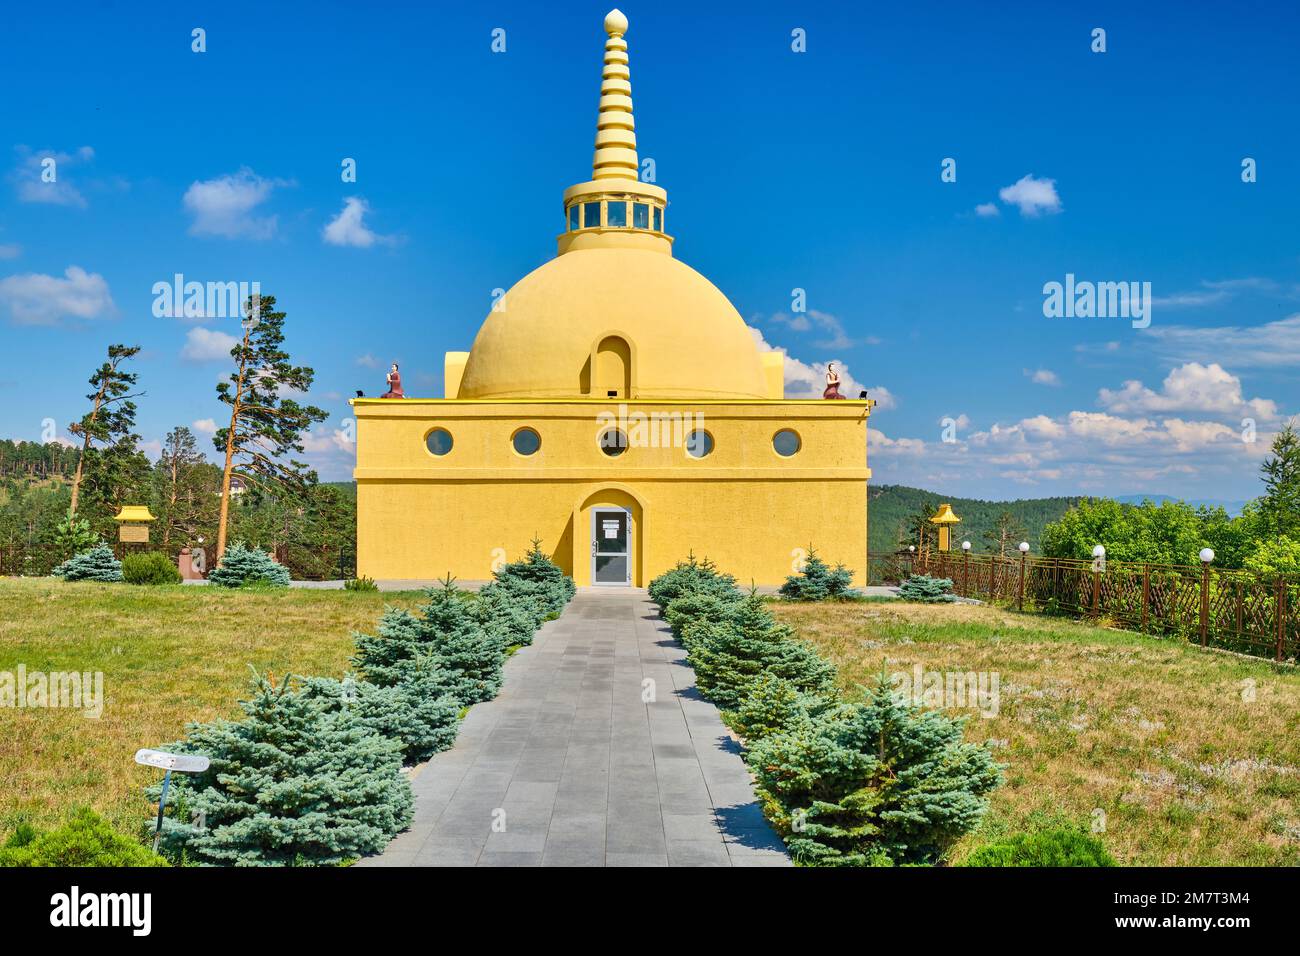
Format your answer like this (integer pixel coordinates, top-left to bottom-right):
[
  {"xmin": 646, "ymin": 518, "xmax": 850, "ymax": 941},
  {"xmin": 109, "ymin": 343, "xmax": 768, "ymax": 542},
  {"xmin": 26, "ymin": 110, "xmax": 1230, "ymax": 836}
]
[{"xmin": 605, "ymin": 9, "xmax": 628, "ymax": 36}]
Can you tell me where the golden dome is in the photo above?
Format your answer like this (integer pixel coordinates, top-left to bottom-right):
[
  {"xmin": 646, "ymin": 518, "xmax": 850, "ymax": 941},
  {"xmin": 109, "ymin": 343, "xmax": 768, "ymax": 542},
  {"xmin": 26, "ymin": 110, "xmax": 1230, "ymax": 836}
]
[
  {"xmin": 457, "ymin": 248, "xmax": 769, "ymax": 400},
  {"xmin": 455, "ymin": 11, "xmax": 776, "ymax": 402}
]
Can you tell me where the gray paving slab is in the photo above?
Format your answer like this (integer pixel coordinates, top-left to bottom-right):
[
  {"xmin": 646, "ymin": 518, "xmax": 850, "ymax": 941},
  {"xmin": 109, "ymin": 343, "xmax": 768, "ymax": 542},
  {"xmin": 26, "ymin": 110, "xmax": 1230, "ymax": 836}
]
[{"xmin": 356, "ymin": 589, "xmax": 791, "ymax": 868}]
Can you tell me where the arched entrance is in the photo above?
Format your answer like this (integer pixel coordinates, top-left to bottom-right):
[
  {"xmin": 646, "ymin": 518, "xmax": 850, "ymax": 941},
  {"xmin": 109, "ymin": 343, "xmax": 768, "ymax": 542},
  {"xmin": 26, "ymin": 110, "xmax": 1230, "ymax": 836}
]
[{"xmin": 574, "ymin": 487, "xmax": 644, "ymax": 586}]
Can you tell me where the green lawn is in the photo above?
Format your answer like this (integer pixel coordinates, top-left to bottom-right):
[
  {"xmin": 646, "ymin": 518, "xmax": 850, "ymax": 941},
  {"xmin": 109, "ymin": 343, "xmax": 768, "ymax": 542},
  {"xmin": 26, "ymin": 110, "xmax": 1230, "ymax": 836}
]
[
  {"xmin": 0, "ymin": 578, "xmax": 425, "ymax": 838},
  {"xmin": 770, "ymin": 599, "xmax": 1300, "ymax": 866}
]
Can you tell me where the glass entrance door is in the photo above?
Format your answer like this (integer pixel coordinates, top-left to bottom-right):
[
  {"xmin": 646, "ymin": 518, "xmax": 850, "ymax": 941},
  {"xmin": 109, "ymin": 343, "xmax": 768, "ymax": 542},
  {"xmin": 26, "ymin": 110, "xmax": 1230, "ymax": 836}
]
[{"xmin": 592, "ymin": 509, "xmax": 631, "ymax": 585}]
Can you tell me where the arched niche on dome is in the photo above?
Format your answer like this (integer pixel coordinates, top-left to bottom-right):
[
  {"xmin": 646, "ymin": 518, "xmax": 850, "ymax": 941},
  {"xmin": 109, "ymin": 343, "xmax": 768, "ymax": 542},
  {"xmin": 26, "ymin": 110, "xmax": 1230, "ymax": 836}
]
[{"xmin": 580, "ymin": 332, "xmax": 635, "ymax": 399}]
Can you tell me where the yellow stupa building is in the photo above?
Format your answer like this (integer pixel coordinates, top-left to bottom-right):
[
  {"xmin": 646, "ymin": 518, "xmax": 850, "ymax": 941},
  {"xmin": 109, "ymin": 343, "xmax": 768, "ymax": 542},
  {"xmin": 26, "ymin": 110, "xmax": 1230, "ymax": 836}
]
[{"xmin": 352, "ymin": 10, "xmax": 871, "ymax": 587}]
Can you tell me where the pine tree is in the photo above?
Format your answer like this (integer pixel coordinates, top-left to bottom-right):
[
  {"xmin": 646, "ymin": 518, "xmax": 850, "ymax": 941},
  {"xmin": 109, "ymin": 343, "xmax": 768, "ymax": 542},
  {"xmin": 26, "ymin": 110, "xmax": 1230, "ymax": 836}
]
[
  {"xmin": 155, "ymin": 426, "xmax": 214, "ymax": 551},
  {"xmin": 51, "ymin": 511, "xmax": 98, "ymax": 561},
  {"xmin": 68, "ymin": 344, "xmax": 143, "ymax": 517},
  {"xmin": 748, "ymin": 676, "xmax": 1002, "ymax": 866},
  {"xmin": 420, "ymin": 580, "xmax": 506, "ymax": 704},
  {"xmin": 723, "ymin": 674, "xmax": 839, "ymax": 742},
  {"xmin": 207, "ymin": 541, "xmax": 291, "ymax": 587},
  {"xmin": 150, "ymin": 673, "xmax": 412, "ymax": 866},
  {"xmin": 647, "ymin": 551, "xmax": 738, "ymax": 607},
  {"xmin": 301, "ymin": 674, "xmax": 459, "ymax": 765},
  {"xmin": 351, "ymin": 580, "xmax": 506, "ymax": 706},
  {"xmin": 779, "ymin": 546, "xmax": 856, "ymax": 601},
  {"xmin": 689, "ymin": 594, "xmax": 837, "ymax": 709},
  {"xmin": 51, "ymin": 542, "xmax": 122, "ymax": 582},
  {"xmin": 1259, "ymin": 421, "xmax": 1300, "ymax": 539},
  {"xmin": 213, "ymin": 293, "xmax": 328, "ymax": 560},
  {"xmin": 663, "ymin": 589, "xmax": 744, "ymax": 651},
  {"xmin": 475, "ymin": 581, "xmax": 546, "ymax": 648},
  {"xmin": 983, "ymin": 510, "xmax": 1028, "ymax": 557},
  {"xmin": 898, "ymin": 574, "xmax": 956, "ymax": 603}
]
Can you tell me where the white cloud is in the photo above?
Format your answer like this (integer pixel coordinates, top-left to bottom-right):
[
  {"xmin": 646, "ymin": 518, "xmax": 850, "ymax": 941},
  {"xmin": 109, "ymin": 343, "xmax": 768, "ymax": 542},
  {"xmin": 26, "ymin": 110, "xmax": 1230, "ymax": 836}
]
[
  {"xmin": 323, "ymin": 197, "xmax": 396, "ymax": 248},
  {"xmin": 355, "ymin": 353, "xmax": 381, "ymax": 369},
  {"xmin": 1144, "ymin": 313, "xmax": 1300, "ymax": 369},
  {"xmin": 1025, "ymin": 368, "xmax": 1060, "ymax": 386},
  {"xmin": 192, "ymin": 418, "xmax": 217, "ymax": 434},
  {"xmin": 974, "ymin": 202, "xmax": 999, "ymax": 218},
  {"xmin": 869, "ymin": 426, "xmax": 926, "ymax": 456},
  {"xmin": 997, "ymin": 174, "xmax": 1062, "ymax": 217},
  {"xmin": 0, "ymin": 243, "xmax": 19, "ymax": 259},
  {"xmin": 300, "ymin": 423, "xmax": 357, "ymax": 456},
  {"xmin": 767, "ymin": 309, "xmax": 871, "ymax": 350},
  {"xmin": 181, "ymin": 327, "xmax": 238, "ymax": 362},
  {"xmin": 1160, "ymin": 418, "xmax": 1238, "ymax": 453},
  {"xmin": 183, "ymin": 168, "xmax": 287, "ymax": 239},
  {"xmin": 12, "ymin": 146, "xmax": 95, "ymax": 207},
  {"xmin": 0, "ymin": 265, "xmax": 114, "ymax": 325},
  {"xmin": 1151, "ymin": 277, "xmax": 1292, "ymax": 310},
  {"xmin": 866, "ymin": 385, "xmax": 897, "ymax": 410},
  {"xmin": 1098, "ymin": 362, "xmax": 1277, "ymax": 419},
  {"xmin": 1019, "ymin": 414, "xmax": 1065, "ymax": 439},
  {"xmin": 747, "ymin": 327, "xmax": 867, "ymax": 399}
]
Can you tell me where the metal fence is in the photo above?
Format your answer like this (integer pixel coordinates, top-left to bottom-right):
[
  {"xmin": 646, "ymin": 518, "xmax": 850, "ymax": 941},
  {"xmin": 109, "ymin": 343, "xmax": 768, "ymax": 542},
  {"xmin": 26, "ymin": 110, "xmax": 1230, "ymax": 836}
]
[{"xmin": 868, "ymin": 550, "xmax": 1298, "ymax": 664}]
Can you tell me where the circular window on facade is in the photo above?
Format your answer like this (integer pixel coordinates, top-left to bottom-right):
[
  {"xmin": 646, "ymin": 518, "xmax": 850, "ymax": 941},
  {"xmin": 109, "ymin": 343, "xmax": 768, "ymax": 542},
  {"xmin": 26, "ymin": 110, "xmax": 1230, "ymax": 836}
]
[
  {"xmin": 512, "ymin": 427, "xmax": 541, "ymax": 456},
  {"xmin": 599, "ymin": 429, "xmax": 628, "ymax": 457},
  {"xmin": 772, "ymin": 429, "xmax": 801, "ymax": 457},
  {"xmin": 685, "ymin": 430, "xmax": 714, "ymax": 459},
  {"xmin": 426, "ymin": 428, "xmax": 453, "ymax": 457}
]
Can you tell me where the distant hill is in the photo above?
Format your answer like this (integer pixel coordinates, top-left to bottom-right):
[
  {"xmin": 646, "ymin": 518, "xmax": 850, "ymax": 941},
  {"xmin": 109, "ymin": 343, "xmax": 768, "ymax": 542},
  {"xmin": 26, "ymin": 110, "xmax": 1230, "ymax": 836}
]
[
  {"xmin": 867, "ymin": 485, "xmax": 1084, "ymax": 553},
  {"xmin": 321, "ymin": 480, "xmax": 357, "ymax": 499}
]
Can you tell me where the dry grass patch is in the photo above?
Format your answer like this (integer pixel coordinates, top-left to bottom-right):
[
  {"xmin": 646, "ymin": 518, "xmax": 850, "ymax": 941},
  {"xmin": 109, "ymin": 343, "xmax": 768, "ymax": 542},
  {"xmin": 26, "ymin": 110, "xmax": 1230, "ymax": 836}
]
[
  {"xmin": 0, "ymin": 578, "xmax": 425, "ymax": 838},
  {"xmin": 771, "ymin": 599, "xmax": 1300, "ymax": 866}
]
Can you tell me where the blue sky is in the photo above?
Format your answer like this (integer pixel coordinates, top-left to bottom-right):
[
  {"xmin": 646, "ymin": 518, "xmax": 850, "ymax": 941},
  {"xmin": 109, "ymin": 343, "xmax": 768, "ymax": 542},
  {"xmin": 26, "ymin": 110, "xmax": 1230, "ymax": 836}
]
[{"xmin": 1, "ymin": 0, "xmax": 1297, "ymax": 500}]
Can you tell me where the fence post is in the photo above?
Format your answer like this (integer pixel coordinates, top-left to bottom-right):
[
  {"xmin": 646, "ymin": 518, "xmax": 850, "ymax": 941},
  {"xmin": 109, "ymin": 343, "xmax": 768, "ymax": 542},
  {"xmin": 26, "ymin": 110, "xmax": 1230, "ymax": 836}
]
[
  {"xmin": 1141, "ymin": 564, "xmax": 1150, "ymax": 633},
  {"xmin": 1278, "ymin": 578, "xmax": 1287, "ymax": 663},
  {"xmin": 1017, "ymin": 551, "xmax": 1026, "ymax": 611},
  {"xmin": 1199, "ymin": 563, "xmax": 1210, "ymax": 647}
]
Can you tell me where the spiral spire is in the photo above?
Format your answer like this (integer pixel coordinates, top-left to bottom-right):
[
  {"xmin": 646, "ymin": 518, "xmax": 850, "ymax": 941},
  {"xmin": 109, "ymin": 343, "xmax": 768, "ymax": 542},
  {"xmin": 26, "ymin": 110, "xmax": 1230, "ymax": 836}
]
[{"xmin": 592, "ymin": 9, "xmax": 639, "ymax": 182}]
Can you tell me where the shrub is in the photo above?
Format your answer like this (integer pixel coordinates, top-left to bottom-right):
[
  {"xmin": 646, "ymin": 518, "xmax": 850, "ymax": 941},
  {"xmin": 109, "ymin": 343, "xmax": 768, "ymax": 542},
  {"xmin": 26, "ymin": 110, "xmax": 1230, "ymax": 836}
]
[
  {"xmin": 898, "ymin": 574, "xmax": 956, "ymax": 603},
  {"xmin": 122, "ymin": 551, "xmax": 183, "ymax": 585},
  {"xmin": 149, "ymin": 672, "xmax": 412, "ymax": 866},
  {"xmin": 0, "ymin": 808, "xmax": 166, "ymax": 867},
  {"xmin": 723, "ymin": 674, "xmax": 839, "ymax": 742},
  {"xmin": 748, "ymin": 676, "xmax": 1002, "ymax": 866},
  {"xmin": 960, "ymin": 827, "xmax": 1116, "ymax": 867},
  {"xmin": 689, "ymin": 594, "xmax": 837, "ymax": 709},
  {"xmin": 207, "ymin": 542, "xmax": 291, "ymax": 588},
  {"xmin": 779, "ymin": 547, "xmax": 856, "ymax": 601},
  {"xmin": 344, "ymin": 575, "xmax": 379, "ymax": 592},
  {"xmin": 52, "ymin": 543, "xmax": 122, "ymax": 582},
  {"xmin": 664, "ymin": 589, "xmax": 744, "ymax": 650},
  {"xmin": 419, "ymin": 581, "xmax": 507, "ymax": 703},
  {"xmin": 300, "ymin": 673, "xmax": 459, "ymax": 765},
  {"xmin": 352, "ymin": 580, "xmax": 505, "ymax": 706},
  {"xmin": 476, "ymin": 582, "xmax": 547, "ymax": 648},
  {"xmin": 648, "ymin": 552, "xmax": 737, "ymax": 608},
  {"xmin": 494, "ymin": 537, "xmax": 575, "ymax": 613}
]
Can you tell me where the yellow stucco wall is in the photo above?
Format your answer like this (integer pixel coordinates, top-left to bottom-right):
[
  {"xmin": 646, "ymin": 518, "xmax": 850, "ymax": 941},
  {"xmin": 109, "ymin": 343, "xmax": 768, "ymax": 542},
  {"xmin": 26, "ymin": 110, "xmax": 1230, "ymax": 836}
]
[{"xmin": 353, "ymin": 399, "xmax": 870, "ymax": 586}]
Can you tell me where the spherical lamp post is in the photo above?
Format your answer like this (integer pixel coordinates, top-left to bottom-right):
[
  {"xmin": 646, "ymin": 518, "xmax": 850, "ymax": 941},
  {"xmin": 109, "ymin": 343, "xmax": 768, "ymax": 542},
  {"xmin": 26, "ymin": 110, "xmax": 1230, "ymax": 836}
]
[
  {"xmin": 961, "ymin": 540, "xmax": 971, "ymax": 596},
  {"xmin": 1016, "ymin": 542, "xmax": 1029, "ymax": 610},
  {"xmin": 1198, "ymin": 548, "xmax": 1214, "ymax": 647}
]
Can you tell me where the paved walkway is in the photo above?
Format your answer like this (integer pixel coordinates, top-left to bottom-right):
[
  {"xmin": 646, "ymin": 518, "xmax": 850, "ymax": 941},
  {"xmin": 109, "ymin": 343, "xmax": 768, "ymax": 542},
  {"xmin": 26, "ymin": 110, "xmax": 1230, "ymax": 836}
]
[{"xmin": 357, "ymin": 588, "xmax": 791, "ymax": 867}]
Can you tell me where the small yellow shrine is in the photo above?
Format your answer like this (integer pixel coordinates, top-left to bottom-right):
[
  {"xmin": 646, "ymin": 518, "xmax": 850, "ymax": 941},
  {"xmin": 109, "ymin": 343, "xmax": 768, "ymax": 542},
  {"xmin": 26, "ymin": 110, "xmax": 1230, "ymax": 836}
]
[{"xmin": 352, "ymin": 10, "xmax": 871, "ymax": 586}]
